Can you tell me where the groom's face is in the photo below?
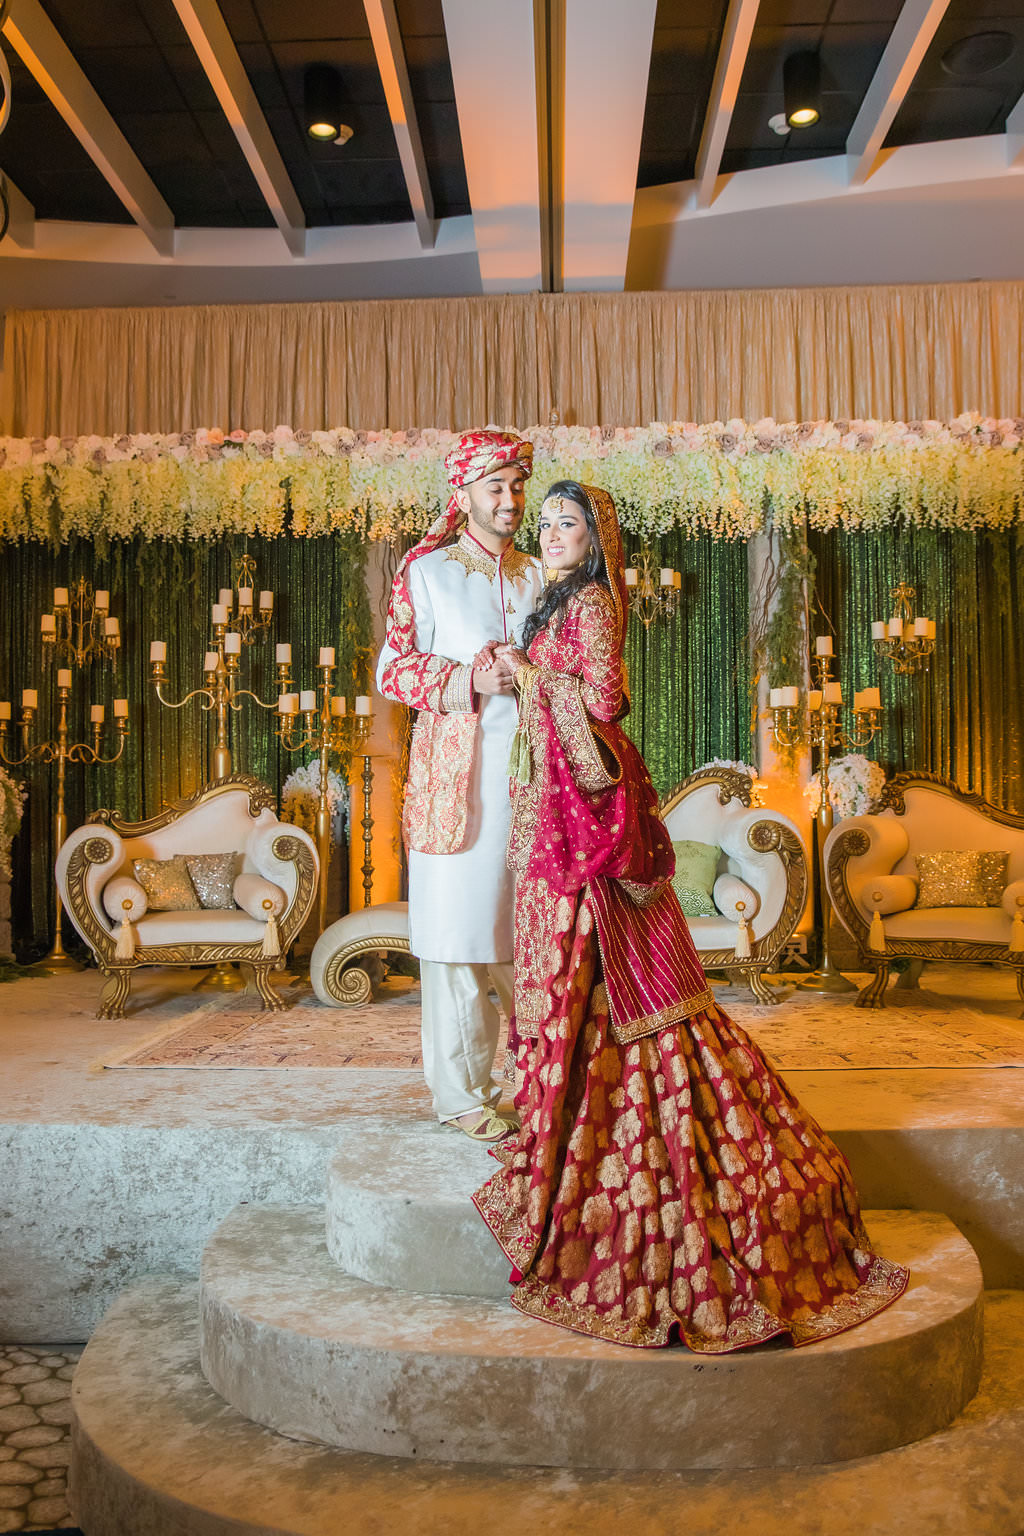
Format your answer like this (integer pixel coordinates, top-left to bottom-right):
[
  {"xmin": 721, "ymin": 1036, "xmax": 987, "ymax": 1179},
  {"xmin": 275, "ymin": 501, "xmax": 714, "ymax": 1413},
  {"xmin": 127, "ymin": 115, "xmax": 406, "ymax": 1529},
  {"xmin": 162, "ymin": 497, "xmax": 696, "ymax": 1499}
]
[{"xmin": 459, "ymin": 465, "xmax": 526, "ymax": 540}]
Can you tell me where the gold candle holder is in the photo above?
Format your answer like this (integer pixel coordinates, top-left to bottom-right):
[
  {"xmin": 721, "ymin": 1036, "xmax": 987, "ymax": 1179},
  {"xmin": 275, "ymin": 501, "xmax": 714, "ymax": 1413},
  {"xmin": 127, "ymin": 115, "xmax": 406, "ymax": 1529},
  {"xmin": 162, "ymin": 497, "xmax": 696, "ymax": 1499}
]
[
  {"xmin": 769, "ymin": 644, "xmax": 883, "ymax": 994},
  {"xmin": 0, "ymin": 677, "xmax": 129, "ymax": 972},
  {"xmin": 278, "ymin": 659, "xmax": 372, "ymax": 934},
  {"xmin": 215, "ymin": 554, "xmax": 275, "ymax": 647},
  {"xmin": 622, "ymin": 548, "xmax": 681, "ymax": 630},
  {"xmin": 41, "ymin": 578, "xmax": 121, "ymax": 668}
]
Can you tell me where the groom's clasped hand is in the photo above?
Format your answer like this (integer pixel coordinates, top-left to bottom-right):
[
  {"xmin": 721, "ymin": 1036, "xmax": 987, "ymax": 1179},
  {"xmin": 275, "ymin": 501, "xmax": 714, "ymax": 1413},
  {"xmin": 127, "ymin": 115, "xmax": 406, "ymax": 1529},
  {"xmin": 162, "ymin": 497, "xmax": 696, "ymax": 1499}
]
[{"xmin": 471, "ymin": 641, "xmax": 525, "ymax": 696}]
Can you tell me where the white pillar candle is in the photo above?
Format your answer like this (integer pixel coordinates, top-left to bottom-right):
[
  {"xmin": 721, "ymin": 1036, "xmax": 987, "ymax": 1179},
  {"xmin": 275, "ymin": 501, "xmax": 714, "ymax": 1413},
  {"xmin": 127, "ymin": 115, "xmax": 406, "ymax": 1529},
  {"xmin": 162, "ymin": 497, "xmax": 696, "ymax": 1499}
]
[
  {"xmin": 104, "ymin": 616, "xmax": 119, "ymax": 636},
  {"xmin": 278, "ymin": 694, "xmax": 298, "ymax": 715},
  {"xmin": 40, "ymin": 614, "xmax": 56, "ymax": 634},
  {"xmin": 259, "ymin": 589, "xmax": 274, "ymax": 610},
  {"xmin": 769, "ymin": 688, "xmax": 783, "ymax": 708},
  {"xmin": 218, "ymin": 588, "xmax": 233, "ymax": 607},
  {"xmin": 319, "ymin": 646, "xmax": 335, "ymax": 667},
  {"xmin": 90, "ymin": 704, "xmax": 104, "ymax": 723},
  {"xmin": 660, "ymin": 567, "xmax": 674, "ymax": 587},
  {"xmin": 888, "ymin": 616, "xmax": 902, "ymax": 638},
  {"xmin": 53, "ymin": 587, "xmax": 69, "ymax": 607},
  {"xmin": 150, "ymin": 640, "xmax": 167, "ymax": 663},
  {"xmin": 299, "ymin": 690, "xmax": 317, "ymax": 712},
  {"xmin": 854, "ymin": 690, "xmax": 865, "ymax": 712},
  {"xmin": 871, "ymin": 620, "xmax": 886, "ymax": 640},
  {"xmin": 808, "ymin": 689, "xmax": 823, "ymax": 712},
  {"xmin": 22, "ymin": 689, "xmax": 38, "ymax": 709},
  {"xmin": 624, "ymin": 568, "xmax": 638, "ymax": 587},
  {"xmin": 223, "ymin": 632, "xmax": 242, "ymax": 655},
  {"xmin": 913, "ymin": 616, "xmax": 929, "ymax": 636},
  {"xmin": 113, "ymin": 698, "xmax": 128, "ymax": 718},
  {"xmin": 203, "ymin": 651, "xmax": 218, "ymax": 673},
  {"xmin": 862, "ymin": 686, "xmax": 882, "ymax": 710},
  {"xmin": 237, "ymin": 587, "xmax": 253, "ymax": 609},
  {"xmin": 781, "ymin": 686, "xmax": 799, "ymax": 707},
  {"xmin": 94, "ymin": 589, "xmax": 109, "ymax": 610},
  {"xmin": 275, "ymin": 642, "xmax": 292, "ymax": 664},
  {"xmin": 815, "ymin": 635, "xmax": 833, "ymax": 656},
  {"xmin": 330, "ymin": 695, "xmax": 346, "ymax": 716},
  {"xmin": 823, "ymin": 681, "xmax": 842, "ymax": 705},
  {"xmin": 355, "ymin": 695, "xmax": 372, "ymax": 716},
  {"xmin": 57, "ymin": 668, "xmax": 72, "ymax": 689},
  {"xmin": 212, "ymin": 603, "xmax": 228, "ymax": 626},
  {"xmin": 0, "ymin": 702, "xmax": 10, "ymax": 720}
]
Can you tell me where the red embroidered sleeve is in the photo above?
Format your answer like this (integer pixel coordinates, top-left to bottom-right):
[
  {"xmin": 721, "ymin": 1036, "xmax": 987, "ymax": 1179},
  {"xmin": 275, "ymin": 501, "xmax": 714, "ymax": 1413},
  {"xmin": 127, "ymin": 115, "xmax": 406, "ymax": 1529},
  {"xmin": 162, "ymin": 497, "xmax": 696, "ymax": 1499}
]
[
  {"xmin": 377, "ymin": 561, "xmax": 473, "ymax": 714},
  {"xmin": 380, "ymin": 650, "xmax": 461, "ymax": 712},
  {"xmin": 545, "ymin": 587, "xmax": 623, "ymax": 721}
]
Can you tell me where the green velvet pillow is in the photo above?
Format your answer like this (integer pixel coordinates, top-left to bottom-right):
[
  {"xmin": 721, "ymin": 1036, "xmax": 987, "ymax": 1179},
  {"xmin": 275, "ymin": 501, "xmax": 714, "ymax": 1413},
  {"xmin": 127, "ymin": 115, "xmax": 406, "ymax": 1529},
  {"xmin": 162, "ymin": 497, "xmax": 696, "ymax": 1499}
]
[{"xmin": 671, "ymin": 839, "xmax": 721, "ymax": 919}]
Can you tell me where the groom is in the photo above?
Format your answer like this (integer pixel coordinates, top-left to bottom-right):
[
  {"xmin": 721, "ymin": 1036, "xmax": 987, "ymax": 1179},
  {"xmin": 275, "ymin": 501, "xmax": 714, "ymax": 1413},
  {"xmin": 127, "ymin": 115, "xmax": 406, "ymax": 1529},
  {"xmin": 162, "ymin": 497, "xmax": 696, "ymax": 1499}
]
[{"xmin": 376, "ymin": 429, "xmax": 543, "ymax": 1139}]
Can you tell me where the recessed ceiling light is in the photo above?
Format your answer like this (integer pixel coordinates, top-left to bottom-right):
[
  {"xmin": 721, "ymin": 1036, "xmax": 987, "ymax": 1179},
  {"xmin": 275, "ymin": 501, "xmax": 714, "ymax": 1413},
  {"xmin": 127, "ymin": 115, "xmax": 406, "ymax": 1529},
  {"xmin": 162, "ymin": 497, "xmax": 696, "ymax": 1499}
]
[
  {"xmin": 304, "ymin": 64, "xmax": 353, "ymax": 145},
  {"xmin": 940, "ymin": 31, "xmax": 1015, "ymax": 77},
  {"xmin": 784, "ymin": 51, "xmax": 821, "ymax": 129}
]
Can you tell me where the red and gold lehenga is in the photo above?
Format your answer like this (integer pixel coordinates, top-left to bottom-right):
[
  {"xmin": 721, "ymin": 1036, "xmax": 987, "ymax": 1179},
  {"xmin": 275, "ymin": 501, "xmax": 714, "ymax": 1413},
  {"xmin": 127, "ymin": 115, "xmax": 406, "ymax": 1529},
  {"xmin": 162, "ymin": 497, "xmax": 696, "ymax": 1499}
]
[{"xmin": 472, "ymin": 485, "xmax": 909, "ymax": 1352}]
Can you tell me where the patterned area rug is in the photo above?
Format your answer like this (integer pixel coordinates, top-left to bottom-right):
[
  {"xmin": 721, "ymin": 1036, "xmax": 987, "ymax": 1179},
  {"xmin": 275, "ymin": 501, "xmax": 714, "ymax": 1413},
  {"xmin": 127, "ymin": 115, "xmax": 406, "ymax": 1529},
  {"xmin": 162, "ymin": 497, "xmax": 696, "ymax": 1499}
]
[{"xmin": 102, "ymin": 978, "xmax": 1024, "ymax": 1071}]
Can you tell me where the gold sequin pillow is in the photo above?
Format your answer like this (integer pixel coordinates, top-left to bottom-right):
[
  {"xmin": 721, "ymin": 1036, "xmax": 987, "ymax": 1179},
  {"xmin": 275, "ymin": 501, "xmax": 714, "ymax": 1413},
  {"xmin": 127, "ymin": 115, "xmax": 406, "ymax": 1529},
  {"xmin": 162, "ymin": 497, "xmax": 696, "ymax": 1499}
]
[
  {"xmin": 914, "ymin": 850, "xmax": 1008, "ymax": 909},
  {"xmin": 186, "ymin": 852, "xmax": 242, "ymax": 910},
  {"xmin": 132, "ymin": 856, "xmax": 201, "ymax": 911}
]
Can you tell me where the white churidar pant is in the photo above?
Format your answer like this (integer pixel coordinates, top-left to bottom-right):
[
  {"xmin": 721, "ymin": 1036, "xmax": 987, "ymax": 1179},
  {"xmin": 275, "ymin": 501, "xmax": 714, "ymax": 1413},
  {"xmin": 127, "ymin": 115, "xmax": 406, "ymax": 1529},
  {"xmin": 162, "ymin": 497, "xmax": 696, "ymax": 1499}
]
[{"xmin": 420, "ymin": 959, "xmax": 513, "ymax": 1122}]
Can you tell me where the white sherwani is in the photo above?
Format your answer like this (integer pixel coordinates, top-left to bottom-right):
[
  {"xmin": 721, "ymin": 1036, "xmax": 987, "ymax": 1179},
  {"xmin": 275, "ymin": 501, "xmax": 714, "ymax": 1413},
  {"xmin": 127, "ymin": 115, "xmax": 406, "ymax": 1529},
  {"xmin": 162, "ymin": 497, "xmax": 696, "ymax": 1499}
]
[{"xmin": 376, "ymin": 531, "xmax": 543, "ymax": 1120}]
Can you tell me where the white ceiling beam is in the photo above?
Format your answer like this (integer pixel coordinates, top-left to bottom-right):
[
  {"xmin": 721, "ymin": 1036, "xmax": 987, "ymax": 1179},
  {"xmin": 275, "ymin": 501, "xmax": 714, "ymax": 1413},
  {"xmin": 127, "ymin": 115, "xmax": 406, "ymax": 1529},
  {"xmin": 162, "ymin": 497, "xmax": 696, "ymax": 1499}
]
[
  {"xmin": 693, "ymin": 0, "xmax": 760, "ymax": 210},
  {"xmin": 441, "ymin": 0, "xmax": 542, "ymax": 293},
  {"xmin": 846, "ymin": 0, "xmax": 952, "ymax": 187},
  {"xmin": 1007, "ymin": 89, "xmax": 1024, "ymax": 167},
  {"xmin": 561, "ymin": 0, "xmax": 656, "ymax": 291},
  {"xmin": 363, "ymin": 0, "xmax": 436, "ymax": 250},
  {"xmin": 170, "ymin": 0, "xmax": 305, "ymax": 258},
  {"xmin": 2, "ymin": 0, "xmax": 174, "ymax": 255},
  {"xmin": 0, "ymin": 171, "xmax": 35, "ymax": 248}
]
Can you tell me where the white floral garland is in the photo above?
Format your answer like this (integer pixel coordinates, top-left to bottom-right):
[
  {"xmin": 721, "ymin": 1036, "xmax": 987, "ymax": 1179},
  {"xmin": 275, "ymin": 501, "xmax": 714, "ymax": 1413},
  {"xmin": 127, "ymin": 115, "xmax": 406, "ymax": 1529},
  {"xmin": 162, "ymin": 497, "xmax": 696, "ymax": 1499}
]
[
  {"xmin": 280, "ymin": 760, "xmax": 349, "ymax": 843},
  {"xmin": 0, "ymin": 766, "xmax": 26, "ymax": 883},
  {"xmin": 1, "ymin": 414, "xmax": 1022, "ymax": 544},
  {"xmin": 805, "ymin": 754, "xmax": 887, "ymax": 821}
]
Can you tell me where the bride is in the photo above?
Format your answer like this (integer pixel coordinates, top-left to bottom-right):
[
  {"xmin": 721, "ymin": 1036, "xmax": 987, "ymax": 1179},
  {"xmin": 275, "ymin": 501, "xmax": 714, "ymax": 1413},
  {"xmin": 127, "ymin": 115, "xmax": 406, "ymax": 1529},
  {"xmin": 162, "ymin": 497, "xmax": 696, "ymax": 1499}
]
[{"xmin": 472, "ymin": 480, "xmax": 909, "ymax": 1352}]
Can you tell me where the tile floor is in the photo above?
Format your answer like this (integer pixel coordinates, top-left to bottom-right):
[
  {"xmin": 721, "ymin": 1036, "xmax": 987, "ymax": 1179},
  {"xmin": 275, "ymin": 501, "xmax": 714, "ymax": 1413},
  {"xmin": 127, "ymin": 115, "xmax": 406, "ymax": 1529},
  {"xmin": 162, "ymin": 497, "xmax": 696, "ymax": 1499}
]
[{"xmin": 0, "ymin": 1347, "xmax": 80, "ymax": 1532}]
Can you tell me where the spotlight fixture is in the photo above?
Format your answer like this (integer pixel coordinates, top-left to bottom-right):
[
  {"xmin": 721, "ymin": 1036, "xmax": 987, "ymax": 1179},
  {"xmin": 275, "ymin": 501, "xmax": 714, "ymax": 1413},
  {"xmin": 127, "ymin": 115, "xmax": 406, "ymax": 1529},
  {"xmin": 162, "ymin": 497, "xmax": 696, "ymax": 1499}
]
[
  {"xmin": 783, "ymin": 51, "xmax": 821, "ymax": 129},
  {"xmin": 303, "ymin": 64, "xmax": 353, "ymax": 145}
]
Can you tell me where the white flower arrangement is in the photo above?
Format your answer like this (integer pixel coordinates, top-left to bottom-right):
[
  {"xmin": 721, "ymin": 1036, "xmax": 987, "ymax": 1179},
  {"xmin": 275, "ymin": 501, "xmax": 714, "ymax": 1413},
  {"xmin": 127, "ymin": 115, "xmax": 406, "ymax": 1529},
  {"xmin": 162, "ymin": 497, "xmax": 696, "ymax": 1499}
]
[
  {"xmin": 1, "ymin": 415, "xmax": 1021, "ymax": 544},
  {"xmin": 280, "ymin": 761, "xmax": 349, "ymax": 844},
  {"xmin": 804, "ymin": 754, "xmax": 886, "ymax": 821},
  {"xmin": 698, "ymin": 758, "xmax": 766, "ymax": 806},
  {"xmin": 0, "ymin": 766, "xmax": 26, "ymax": 883}
]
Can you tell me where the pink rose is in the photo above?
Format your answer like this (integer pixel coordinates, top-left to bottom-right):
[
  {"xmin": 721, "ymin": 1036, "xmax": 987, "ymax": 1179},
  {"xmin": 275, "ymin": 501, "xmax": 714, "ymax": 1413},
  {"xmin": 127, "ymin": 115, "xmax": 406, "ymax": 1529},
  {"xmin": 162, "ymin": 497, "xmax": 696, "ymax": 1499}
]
[{"xmin": 228, "ymin": 429, "xmax": 247, "ymax": 442}]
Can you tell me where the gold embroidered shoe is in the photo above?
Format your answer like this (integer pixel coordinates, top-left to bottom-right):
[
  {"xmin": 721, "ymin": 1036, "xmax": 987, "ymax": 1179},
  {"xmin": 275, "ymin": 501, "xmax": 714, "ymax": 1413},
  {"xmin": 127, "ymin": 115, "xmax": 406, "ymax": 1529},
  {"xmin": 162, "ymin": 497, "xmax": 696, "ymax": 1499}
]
[{"xmin": 449, "ymin": 1107, "xmax": 520, "ymax": 1142}]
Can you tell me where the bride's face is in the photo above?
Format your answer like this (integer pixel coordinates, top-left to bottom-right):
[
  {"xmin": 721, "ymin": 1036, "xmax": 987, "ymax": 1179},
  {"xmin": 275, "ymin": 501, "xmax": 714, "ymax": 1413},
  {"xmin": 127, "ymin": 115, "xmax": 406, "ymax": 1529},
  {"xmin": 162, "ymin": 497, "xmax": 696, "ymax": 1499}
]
[{"xmin": 538, "ymin": 498, "xmax": 593, "ymax": 572}]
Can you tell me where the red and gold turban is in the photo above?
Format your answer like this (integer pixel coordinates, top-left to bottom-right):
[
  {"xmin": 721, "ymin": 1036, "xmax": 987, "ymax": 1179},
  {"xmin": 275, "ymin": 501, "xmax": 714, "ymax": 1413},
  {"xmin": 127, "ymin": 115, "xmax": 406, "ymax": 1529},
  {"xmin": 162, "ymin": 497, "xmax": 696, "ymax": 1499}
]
[{"xmin": 385, "ymin": 429, "xmax": 533, "ymax": 656}]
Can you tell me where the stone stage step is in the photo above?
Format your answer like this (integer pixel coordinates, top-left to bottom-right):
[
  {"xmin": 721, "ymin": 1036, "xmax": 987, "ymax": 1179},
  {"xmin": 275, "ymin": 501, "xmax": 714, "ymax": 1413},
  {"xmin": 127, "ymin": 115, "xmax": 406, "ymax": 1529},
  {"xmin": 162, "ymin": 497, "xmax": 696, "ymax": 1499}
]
[
  {"xmin": 198, "ymin": 1203, "xmax": 982, "ymax": 1470},
  {"xmin": 71, "ymin": 1279, "xmax": 1024, "ymax": 1536}
]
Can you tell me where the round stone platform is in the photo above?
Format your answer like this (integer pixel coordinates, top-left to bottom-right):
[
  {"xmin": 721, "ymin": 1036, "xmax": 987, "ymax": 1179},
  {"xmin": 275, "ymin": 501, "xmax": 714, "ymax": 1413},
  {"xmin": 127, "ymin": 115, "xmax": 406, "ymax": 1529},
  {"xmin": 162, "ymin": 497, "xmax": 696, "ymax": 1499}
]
[
  {"xmin": 326, "ymin": 1122, "xmax": 508, "ymax": 1297},
  {"xmin": 67, "ymin": 1280, "xmax": 1024, "ymax": 1536},
  {"xmin": 198, "ymin": 1202, "xmax": 983, "ymax": 1470}
]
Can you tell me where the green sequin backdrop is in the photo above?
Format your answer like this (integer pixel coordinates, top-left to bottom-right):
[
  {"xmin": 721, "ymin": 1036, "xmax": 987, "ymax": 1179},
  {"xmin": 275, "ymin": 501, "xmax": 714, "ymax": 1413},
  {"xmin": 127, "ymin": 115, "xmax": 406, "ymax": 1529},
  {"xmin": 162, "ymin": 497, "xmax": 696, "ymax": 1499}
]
[
  {"xmin": 0, "ymin": 534, "xmax": 371, "ymax": 957},
  {"xmin": 810, "ymin": 526, "xmax": 1024, "ymax": 812}
]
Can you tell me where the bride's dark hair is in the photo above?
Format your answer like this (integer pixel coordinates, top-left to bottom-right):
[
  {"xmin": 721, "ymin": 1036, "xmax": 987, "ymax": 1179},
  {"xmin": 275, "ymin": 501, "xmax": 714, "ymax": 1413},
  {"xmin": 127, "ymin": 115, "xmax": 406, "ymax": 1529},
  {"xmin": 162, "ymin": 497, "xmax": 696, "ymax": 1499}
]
[{"xmin": 521, "ymin": 481, "xmax": 608, "ymax": 652}]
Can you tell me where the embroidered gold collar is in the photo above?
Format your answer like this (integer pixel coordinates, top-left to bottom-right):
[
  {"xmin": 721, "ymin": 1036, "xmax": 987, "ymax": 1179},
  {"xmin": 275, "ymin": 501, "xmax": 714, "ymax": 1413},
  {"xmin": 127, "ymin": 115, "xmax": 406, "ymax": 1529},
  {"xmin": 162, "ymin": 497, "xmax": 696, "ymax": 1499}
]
[{"xmin": 445, "ymin": 533, "xmax": 536, "ymax": 584}]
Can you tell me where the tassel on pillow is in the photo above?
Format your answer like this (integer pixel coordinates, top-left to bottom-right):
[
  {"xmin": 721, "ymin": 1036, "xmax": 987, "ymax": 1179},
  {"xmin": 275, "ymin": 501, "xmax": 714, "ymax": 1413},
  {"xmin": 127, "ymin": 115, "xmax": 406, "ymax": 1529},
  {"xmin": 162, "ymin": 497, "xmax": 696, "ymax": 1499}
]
[
  {"xmin": 114, "ymin": 900, "xmax": 136, "ymax": 960},
  {"xmin": 733, "ymin": 902, "xmax": 752, "ymax": 960},
  {"xmin": 868, "ymin": 897, "xmax": 886, "ymax": 954},
  {"xmin": 1011, "ymin": 903, "xmax": 1024, "ymax": 955},
  {"xmin": 261, "ymin": 898, "xmax": 281, "ymax": 958}
]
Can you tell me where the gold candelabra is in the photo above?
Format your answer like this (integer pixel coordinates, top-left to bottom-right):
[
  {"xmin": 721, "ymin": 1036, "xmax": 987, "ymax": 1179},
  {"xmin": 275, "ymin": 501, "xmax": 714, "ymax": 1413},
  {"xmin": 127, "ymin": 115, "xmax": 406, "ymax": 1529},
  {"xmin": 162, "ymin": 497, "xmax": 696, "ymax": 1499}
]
[
  {"xmin": 770, "ymin": 638, "xmax": 883, "ymax": 993},
  {"xmin": 40, "ymin": 578, "xmax": 121, "ymax": 667},
  {"xmin": 0, "ymin": 677, "xmax": 129, "ymax": 972},
  {"xmin": 623, "ymin": 549, "xmax": 681, "ymax": 629},
  {"xmin": 215, "ymin": 554, "xmax": 275, "ymax": 646},
  {"xmin": 149, "ymin": 631, "xmax": 291, "ymax": 782},
  {"xmin": 277, "ymin": 652, "xmax": 372, "ymax": 934},
  {"xmin": 872, "ymin": 582, "xmax": 937, "ymax": 675}
]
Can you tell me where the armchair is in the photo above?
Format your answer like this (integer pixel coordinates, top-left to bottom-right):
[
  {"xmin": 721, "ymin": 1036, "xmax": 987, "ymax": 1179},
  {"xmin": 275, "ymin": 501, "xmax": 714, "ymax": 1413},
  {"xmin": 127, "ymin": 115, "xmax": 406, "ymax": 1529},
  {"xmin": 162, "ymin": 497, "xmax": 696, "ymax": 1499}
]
[
  {"xmin": 56, "ymin": 775, "xmax": 318, "ymax": 1018},
  {"xmin": 659, "ymin": 767, "xmax": 808, "ymax": 1004},
  {"xmin": 825, "ymin": 772, "xmax": 1024, "ymax": 1010}
]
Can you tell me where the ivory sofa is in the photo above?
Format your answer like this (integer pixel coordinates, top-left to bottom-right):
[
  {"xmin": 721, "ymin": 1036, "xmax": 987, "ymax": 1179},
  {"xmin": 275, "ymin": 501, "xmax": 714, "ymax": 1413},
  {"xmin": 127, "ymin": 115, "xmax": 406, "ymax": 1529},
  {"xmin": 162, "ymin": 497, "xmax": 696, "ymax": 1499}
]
[
  {"xmin": 825, "ymin": 772, "xmax": 1024, "ymax": 1010},
  {"xmin": 56, "ymin": 774, "xmax": 318, "ymax": 1017}
]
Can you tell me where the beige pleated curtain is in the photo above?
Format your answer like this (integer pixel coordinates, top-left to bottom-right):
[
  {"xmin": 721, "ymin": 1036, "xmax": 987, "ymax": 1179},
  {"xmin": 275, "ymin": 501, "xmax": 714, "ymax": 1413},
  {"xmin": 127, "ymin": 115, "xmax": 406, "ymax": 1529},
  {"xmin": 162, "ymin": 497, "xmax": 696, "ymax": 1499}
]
[{"xmin": 3, "ymin": 280, "xmax": 1024, "ymax": 438}]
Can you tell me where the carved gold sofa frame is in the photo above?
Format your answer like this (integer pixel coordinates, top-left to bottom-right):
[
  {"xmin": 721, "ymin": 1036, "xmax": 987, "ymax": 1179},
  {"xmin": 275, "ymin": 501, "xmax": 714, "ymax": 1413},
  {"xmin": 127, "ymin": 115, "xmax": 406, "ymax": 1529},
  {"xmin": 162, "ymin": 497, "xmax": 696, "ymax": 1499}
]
[
  {"xmin": 659, "ymin": 767, "xmax": 808, "ymax": 1005},
  {"xmin": 825, "ymin": 772, "xmax": 1024, "ymax": 1012},
  {"xmin": 56, "ymin": 775, "xmax": 318, "ymax": 1018}
]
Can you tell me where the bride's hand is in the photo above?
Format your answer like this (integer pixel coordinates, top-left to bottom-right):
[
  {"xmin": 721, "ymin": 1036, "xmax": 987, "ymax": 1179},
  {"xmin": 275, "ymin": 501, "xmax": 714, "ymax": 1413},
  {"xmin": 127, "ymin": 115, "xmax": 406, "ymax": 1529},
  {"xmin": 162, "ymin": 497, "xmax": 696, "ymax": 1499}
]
[{"xmin": 495, "ymin": 643, "xmax": 528, "ymax": 673}]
